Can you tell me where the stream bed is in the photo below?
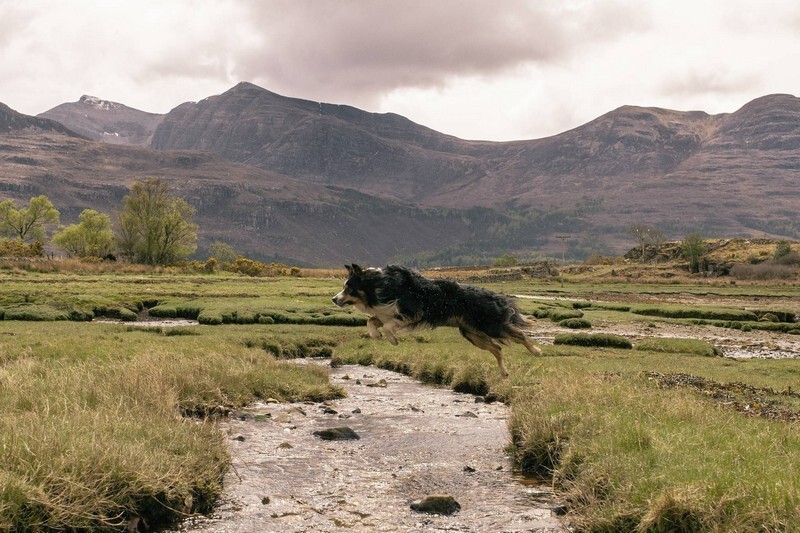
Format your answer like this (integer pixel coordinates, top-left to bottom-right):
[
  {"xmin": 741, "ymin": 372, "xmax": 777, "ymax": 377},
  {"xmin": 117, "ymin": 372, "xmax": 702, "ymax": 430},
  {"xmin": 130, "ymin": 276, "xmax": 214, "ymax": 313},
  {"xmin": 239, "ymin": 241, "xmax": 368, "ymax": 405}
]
[{"xmin": 179, "ymin": 361, "xmax": 564, "ymax": 532}]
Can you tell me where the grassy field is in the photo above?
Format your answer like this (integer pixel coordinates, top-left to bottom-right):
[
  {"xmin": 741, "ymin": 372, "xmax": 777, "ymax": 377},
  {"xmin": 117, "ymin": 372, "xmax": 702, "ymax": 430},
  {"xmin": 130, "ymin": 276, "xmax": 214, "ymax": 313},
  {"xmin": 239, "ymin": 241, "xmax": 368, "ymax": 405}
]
[{"xmin": 1, "ymin": 263, "xmax": 800, "ymax": 530}]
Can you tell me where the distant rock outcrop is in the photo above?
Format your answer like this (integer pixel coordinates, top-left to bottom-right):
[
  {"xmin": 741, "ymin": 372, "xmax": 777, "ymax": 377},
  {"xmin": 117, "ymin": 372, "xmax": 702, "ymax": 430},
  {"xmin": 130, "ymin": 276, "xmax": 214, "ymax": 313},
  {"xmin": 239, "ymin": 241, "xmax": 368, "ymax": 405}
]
[{"xmin": 1, "ymin": 102, "xmax": 83, "ymax": 137}]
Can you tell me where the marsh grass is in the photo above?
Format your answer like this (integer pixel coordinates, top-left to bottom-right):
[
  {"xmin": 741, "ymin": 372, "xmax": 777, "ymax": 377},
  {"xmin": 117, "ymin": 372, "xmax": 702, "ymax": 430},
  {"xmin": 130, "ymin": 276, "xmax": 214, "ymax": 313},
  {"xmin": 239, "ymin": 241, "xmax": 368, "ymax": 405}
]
[
  {"xmin": 635, "ymin": 337, "xmax": 722, "ymax": 357},
  {"xmin": 554, "ymin": 333, "xmax": 633, "ymax": 349},
  {"xmin": 508, "ymin": 371, "xmax": 800, "ymax": 531},
  {"xmin": 0, "ymin": 322, "xmax": 344, "ymax": 529}
]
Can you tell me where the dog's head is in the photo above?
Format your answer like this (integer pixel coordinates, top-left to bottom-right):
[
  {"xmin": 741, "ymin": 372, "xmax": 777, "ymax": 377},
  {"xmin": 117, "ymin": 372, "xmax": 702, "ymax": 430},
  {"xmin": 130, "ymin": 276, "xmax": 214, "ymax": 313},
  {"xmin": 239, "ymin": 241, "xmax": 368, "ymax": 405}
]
[{"xmin": 332, "ymin": 264, "xmax": 378, "ymax": 307}]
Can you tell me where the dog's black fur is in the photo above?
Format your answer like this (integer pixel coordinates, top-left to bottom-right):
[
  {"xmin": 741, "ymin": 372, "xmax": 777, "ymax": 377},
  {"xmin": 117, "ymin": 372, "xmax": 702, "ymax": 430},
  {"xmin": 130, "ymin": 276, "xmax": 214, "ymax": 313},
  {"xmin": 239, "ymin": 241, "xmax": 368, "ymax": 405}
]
[{"xmin": 332, "ymin": 264, "xmax": 541, "ymax": 377}]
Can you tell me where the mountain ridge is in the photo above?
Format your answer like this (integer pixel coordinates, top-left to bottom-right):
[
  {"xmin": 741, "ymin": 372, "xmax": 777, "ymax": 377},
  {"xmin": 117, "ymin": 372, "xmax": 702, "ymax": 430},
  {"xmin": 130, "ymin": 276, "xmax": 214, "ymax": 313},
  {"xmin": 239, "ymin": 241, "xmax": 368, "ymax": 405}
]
[{"xmin": 3, "ymin": 85, "xmax": 798, "ymax": 265}]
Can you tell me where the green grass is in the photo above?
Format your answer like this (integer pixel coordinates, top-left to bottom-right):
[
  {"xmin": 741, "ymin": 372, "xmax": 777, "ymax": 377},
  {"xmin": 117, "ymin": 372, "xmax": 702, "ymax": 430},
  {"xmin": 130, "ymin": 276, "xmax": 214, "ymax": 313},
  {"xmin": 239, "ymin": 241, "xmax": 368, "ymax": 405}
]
[{"xmin": 635, "ymin": 337, "xmax": 722, "ymax": 357}]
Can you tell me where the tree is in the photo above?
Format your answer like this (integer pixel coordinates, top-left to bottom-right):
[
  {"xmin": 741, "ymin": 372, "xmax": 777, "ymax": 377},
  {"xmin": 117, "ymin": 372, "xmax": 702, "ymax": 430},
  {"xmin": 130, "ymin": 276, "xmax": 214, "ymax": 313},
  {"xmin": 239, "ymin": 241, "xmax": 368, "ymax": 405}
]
[
  {"xmin": 494, "ymin": 253, "xmax": 519, "ymax": 267},
  {"xmin": 681, "ymin": 231, "xmax": 706, "ymax": 273},
  {"xmin": 774, "ymin": 240, "xmax": 792, "ymax": 260},
  {"xmin": 0, "ymin": 195, "xmax": 60, "ymax": 242},
  {"xmin": 52, "ymin": 209, "xmax": 114, "ymax": 258},
  {"xmin": 627, "ymin": 223, "xmax": 665, "ymax": 262},
  {"xmin": 208, "ymin": 240, "xmax": 238, "ymax": 263},
  {"xmin": 117, "ymin": 178, "xmax": 198, "ymax": 265}
]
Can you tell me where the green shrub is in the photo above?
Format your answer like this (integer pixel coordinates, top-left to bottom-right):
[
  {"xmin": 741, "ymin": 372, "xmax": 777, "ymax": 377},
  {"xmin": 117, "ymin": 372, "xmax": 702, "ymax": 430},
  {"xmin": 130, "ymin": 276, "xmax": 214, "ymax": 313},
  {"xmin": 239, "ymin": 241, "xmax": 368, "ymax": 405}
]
[
  {"xmin": 533, "ymin": 308, "xmax": 552, "ymax": 319},
  {"xmin": 118, "ymin": 308, "xmax": 138, "ymax": 321},
  {"xmin": 554, "ymin": 333, "xmax": 632, "ymax": 349},
  {"xmin": 560, "ymin": 318, "xmax": 592, "ymax": 329}
]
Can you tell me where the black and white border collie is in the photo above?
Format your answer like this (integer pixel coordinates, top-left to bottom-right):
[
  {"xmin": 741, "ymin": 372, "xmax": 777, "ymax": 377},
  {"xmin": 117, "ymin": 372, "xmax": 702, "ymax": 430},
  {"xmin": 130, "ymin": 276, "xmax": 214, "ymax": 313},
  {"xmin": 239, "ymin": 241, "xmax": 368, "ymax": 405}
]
[{"xmin": 332, "ymin": 264, "xmax": 541, "ymax": 377}]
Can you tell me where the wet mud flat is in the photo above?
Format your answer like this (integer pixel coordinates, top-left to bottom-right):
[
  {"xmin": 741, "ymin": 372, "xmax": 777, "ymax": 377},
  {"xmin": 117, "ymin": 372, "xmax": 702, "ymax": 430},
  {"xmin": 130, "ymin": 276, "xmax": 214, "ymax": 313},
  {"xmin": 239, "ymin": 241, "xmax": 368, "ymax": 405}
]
[{"xmin": 179, "ymin": 362, "xmax": 564, "ymax": 532}]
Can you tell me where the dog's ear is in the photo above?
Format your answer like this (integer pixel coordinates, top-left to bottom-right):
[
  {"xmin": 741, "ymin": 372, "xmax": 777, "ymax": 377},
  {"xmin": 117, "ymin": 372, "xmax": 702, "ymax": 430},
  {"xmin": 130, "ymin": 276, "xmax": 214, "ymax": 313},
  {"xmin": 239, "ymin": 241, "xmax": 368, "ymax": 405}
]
[
  {"xmin": 350, "ymin": 264, "xmax": 363, "ymax": 275},
  {"xmin": 345, "ymin": 264, "xmax": 353, "ymax": 274}
]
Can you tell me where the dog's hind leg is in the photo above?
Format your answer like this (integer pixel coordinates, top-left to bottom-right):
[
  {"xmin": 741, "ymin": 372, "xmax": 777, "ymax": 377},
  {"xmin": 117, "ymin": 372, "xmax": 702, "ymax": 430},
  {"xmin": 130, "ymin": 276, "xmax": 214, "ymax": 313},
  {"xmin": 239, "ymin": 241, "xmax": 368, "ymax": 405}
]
[
  {"xmin": 459, "ymin": 327, "xmax": 508, "ymax": 378},
  {"xmin": 506, "ymin": 325, "xmax": 542, "ymax": 355},
  {"xmin": 381, "ymin": 319, "xmax": 400, "ymax": 345}
]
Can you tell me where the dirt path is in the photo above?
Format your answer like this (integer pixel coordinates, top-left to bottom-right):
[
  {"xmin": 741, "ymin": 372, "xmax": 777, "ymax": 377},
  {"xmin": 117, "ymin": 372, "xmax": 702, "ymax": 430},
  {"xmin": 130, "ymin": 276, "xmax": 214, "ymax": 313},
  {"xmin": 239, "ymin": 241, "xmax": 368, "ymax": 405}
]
[{"xmin": 179, "ymin": 361, "xmax": 564, "ymax": 532}]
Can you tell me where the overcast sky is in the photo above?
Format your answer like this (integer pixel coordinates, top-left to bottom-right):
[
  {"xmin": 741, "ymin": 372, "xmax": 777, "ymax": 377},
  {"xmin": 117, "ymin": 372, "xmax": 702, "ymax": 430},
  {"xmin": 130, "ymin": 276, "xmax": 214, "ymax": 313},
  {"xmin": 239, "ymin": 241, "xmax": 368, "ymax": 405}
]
[{"xmin": 2, "ymin": 0, "xmax": 799, "ymax": 141}]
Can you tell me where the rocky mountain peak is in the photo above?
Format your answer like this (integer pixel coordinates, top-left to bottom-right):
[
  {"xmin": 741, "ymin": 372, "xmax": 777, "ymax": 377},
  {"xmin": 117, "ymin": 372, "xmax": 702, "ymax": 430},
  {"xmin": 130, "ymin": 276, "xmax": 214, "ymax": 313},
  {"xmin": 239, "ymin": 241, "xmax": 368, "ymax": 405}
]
[
  {"xmin": 78, "ymin": 95, "xmax": 123, "ymax": 111},
  {"xmin": 717, "ymin": 93, "xmax": 800, "ymax": 149}
]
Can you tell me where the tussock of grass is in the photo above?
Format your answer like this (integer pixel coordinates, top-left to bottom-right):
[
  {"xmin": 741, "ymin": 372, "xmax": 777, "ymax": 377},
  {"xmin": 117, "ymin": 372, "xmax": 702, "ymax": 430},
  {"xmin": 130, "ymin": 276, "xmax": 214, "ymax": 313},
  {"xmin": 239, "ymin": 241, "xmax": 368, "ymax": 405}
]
[
  {"xmin": 635, "ymin": 337, "xmax": 722, "ymax": 357},
  {"xmin": 559, "ymin": 318, "xmax": 592, "ymax": 329},
  {"xmin": 554, "ymin": 333, "xmax": 632, "ymax": 349}
]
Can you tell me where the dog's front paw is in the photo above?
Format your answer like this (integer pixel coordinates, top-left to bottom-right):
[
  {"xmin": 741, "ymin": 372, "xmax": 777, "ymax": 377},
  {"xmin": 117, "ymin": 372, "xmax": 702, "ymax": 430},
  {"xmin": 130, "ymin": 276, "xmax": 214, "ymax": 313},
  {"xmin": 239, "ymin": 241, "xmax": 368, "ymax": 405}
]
[{"xmin": 386, "ymin": 333, "xmax": 399, "ymax": 345}]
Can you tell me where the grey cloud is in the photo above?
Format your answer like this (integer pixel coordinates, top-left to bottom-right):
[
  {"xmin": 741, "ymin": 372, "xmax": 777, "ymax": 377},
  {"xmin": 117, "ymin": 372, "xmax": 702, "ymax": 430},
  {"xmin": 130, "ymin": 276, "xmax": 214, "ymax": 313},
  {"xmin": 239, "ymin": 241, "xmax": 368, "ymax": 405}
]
[
  {"xmin": 660, "ymin": 69, "xmax": 758, "ymax": 99},
  {"xmin": 226, "ymin": 0, "xmax": 651, "ymax": 104},
  {"xmin": 0, "ymin": 4, "xmax": 34, "ymax": 48}
]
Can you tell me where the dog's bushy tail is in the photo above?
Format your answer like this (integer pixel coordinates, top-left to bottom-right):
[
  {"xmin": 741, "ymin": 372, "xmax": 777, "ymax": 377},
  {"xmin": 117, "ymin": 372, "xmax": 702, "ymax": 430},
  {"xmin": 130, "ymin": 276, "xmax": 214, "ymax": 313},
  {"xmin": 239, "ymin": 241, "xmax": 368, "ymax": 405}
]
[{"xmin": 509, "ymin": 305, "xmax": 536, "ymax": 330}]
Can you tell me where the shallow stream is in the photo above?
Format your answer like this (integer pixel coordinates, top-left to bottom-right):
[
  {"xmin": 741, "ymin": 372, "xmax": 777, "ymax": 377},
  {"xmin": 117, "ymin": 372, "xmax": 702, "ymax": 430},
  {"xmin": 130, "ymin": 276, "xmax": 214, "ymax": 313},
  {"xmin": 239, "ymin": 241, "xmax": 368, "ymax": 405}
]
[{"xmin": 178, "ymin": 361, "xmax": 564, "ymax": 532}]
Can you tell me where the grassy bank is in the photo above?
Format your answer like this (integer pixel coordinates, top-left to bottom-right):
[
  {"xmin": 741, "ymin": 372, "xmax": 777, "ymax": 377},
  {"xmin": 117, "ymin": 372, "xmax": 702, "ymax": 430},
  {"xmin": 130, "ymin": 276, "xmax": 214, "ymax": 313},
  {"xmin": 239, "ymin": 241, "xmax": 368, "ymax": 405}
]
[{"xmin": 0, "ymin": 322, "xmax": 346, "ymax": 530}]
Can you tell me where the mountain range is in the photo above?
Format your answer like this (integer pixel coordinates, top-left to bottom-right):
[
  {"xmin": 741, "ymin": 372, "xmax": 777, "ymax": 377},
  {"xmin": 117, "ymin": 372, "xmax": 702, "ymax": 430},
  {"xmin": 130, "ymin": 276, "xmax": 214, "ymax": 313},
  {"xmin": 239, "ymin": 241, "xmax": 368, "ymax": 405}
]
[{"xmin": 0, "ymin": 82, "xmax": 797, "ymax": 266}]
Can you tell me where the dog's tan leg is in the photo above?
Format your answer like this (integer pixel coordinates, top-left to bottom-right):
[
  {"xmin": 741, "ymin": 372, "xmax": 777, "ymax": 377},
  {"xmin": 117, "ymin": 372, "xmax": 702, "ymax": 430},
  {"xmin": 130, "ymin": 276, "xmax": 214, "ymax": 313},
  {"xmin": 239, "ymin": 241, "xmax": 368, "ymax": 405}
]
[
  {"xmin": 382, "ymin": 319, "xmax": 400, "ymax": 345},
  {"xmin": 460, "ymin": 328, "xmax": 508, "ymax": 378},
  {"xmin": 506, "ymin": 326, "xmax": 542, "ymax": 355},
  {"xmin": 367, "ymin": 316, "xmax": 383, "ymax": 339}
]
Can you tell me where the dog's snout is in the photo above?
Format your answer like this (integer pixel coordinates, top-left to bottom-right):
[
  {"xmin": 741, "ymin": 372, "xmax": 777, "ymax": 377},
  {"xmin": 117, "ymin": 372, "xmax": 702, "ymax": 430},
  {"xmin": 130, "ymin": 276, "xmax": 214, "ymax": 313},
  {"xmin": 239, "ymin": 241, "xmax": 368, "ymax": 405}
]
[{"xmin": 332, "ymin": 292, "xmax": 345, "ymax": 307}]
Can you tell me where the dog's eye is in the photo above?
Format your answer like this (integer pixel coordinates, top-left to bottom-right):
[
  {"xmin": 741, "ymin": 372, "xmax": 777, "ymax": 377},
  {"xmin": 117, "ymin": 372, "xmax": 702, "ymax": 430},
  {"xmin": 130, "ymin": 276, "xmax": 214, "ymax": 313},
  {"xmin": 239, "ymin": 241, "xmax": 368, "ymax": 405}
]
[{"xmin": 344, "ymin": 281, "xmax": 360, "ymax": 295}]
